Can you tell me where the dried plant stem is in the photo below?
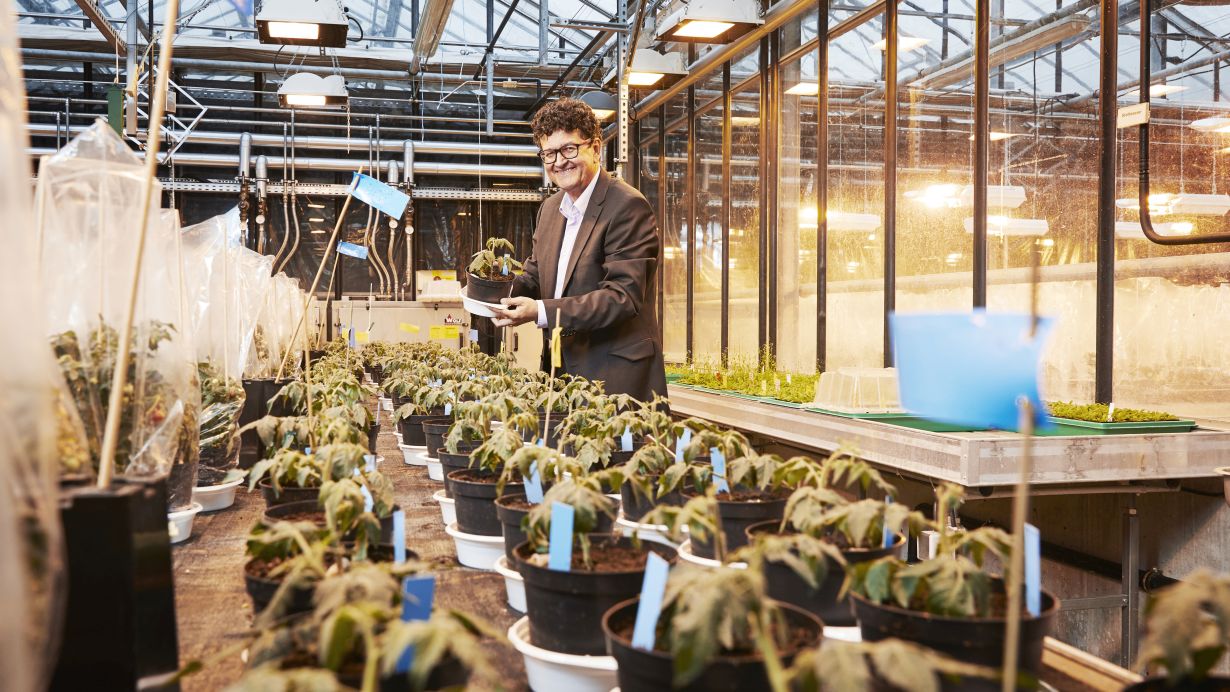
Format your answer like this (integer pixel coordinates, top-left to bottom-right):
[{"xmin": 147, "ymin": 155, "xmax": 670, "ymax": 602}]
[{"xmin": 97, "ymin": 0, "xmax": 182, "ymax": 489}]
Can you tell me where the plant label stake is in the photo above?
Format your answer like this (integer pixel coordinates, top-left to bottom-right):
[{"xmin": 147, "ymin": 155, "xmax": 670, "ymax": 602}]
[
  {"xmin": 396, "ymin": 574, "xmax": 436, "ymax": 673},
  {"xmin": 711, "ymin": 448, "xmax": 729, "ymax": 494},
  {"xmin": 631, "ymin": 552, "xmax": 671, "ymax": 650},
  {"xmin": 1025, "ymin": 522, "xmax": 1041, "ymax": 617},
  {"xmin": 883, "ymin": 496, "xmax": 895, "ymax": 549},
  {"xmin": 525, "ymin": 460, "xmax": 544, "ymax": 503},
  {"xmin": 364, "ymin": 454, "xmax": 378, "ymax": 473},
  {"xmin": 444, "ymin": 402, "xmax": 452, "ymax": 416},
  {"xmin": 621, "ymin": 426, "xmax": 633, "ymax": 452},
  {"xmin": 394, "ymin": 510, "xmax": 407, "ymax": 564},
  {"xmin": 361, "ymin": 485, "xmax": 374, "ymax": 513},
  {"xmin": 674, "ymin": 428, "xmax": 692, "ymax": 464},
  {"xmin": 547, "ymin": 502, "xmax": 575, "ymax": 571}
]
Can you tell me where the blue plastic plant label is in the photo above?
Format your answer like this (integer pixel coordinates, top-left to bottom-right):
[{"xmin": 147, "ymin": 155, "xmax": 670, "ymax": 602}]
[
  {"xmin": 547, "ymin": 502, "xmax": 575, "ymax": 571},
  {"xmin": 883, "ymin": 496, "xmax": 894, "ymax": 548},
  {"xmin": 364, "ymin": 454, "xmax": 377, "ymax": 473},
  {"xmin": 524, "ymin": 461, "xmax": 544, "ymax": 503},
  {"xmin": 347, "ymin": 327, "xmax": 356, "ymax": 348},
  {"xmin": 711, "ymin": 448, "xmax": 729, "ymax": 494},
  {"xmin": 501, "ymin": 256, "xmax": 510, "ymax": 275},
  {"xmin": 396, "ymin": 574, "xmax": 436, "ymax": 673},
  {"xmin": 393, "ymin": 510, "xmax": 406, "ymax": 564},
  {"xmin": 631, "ymin": 552, "xmax": 671, "ymax": 650},
  {"xmin": 1025, "ymin": 523, "xmax": 1041, "ymax": 617},
  {"xmin": 889, "ymin": 310, "xmax": 1055, "ymax": 432},
  {"xmin": 469, "ymin": 329, "xmax": 479, "ymax": 342},
  {"xmin": 621, "ymin": 426, "xmax": 633, "ymax": 452},
  {"xmin": 351, "ymin": 172, "xmax": 410, "ymax": 218},
  {"xmin": 361, "ymin": 485, "xmax": 373, "ymax": 513},
  {"xmin": 337, "ymin": 241, "xmax": 370, "ymax": 261},
  {"xmin": 674, "ymin": 428, "xmax": 692, "ymax": 463},
  {"xmin": 444, "ymin": 402, "xmax": 452, "ymax": 416}
]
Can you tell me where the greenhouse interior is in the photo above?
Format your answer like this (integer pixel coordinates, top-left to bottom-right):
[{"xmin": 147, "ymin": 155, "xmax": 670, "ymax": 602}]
[{"xmin": 7, "ymin": 0, "xmax": 1230, "ymax": 689}]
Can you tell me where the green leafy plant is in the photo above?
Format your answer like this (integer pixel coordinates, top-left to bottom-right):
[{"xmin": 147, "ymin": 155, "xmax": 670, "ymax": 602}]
[
  {"xmin": 643, "ymin": 491, "xmax": 725, "ymax": 560},
  {"xmin": 197, "ymin": 361, "xmax": 245, "ymax": 484},
  {"xmin": 379, "ymin": 610, "xmax": 504, "ymax": 691},
  {"xmin": 244, "ymin": 521, "xmax": 335, "ymax": 625},
  {"xmin": 521, "ymin": 476, "xmax": 619, "ymax": 569},
  {"xmin": 467, "ymin": 237, "xmax": 521, "ymax": 281},
  {"xmin": 1134, "ymin": 569, "xmax": 1230, "ymax": 687},
  {"xmin": 788, "ymin": 637, "xmax": 999, "ymax": 692},
  {"xmin": 673, "ymin": 348, "xmax": 819, "ymax": 404},
  {"xmin": 1047, "ymin": 400, "xmax": 1179, "ymax": 423}
]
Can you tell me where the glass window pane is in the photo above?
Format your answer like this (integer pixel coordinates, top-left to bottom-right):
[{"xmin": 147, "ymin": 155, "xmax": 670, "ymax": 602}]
[
  {"xmin": 662, "ymin": 98, "xmax": 689, "ymax": 363},
  {"xmin": 693, "ymin": 101, "xmax": 724, "ymax": 363},
  {"xmin": 777, "ymin": 52, "xmax": 818, "ymax": 373},
  {"xmin": 730, "ymin": 81, "xmax": 761, "ymax": 363}
]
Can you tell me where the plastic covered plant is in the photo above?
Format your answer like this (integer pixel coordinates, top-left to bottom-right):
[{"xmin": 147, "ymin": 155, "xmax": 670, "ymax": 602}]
[
  {"xmin": 1134, "ymin": 569, "xmax": 1230, "ymax": 687},
  {"xmin": 467, "ymin": 237, "xmax": 521, "ymax": 280},
  {"xmin": 197, "ymin": 360, "xmax": 246, "ymax": 486}
]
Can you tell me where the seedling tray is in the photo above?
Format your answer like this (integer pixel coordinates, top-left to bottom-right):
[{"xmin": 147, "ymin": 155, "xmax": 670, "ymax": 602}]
[
  {"xmin": 803, "ymin": 407, "xmax": 983, "ymax": 433},
  {"xmin": 1037, "ymin": 417, "xmax": 1197, "ymax": 436}
]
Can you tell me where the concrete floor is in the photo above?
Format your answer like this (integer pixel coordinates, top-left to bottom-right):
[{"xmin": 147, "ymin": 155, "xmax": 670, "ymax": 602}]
[{"xmin": 172, "ymin": 421, "xmax": 529, "ymax": 691}]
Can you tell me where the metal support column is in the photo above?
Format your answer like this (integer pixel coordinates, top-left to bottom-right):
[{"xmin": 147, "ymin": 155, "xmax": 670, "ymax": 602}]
[
  {"xmin": 685, "ymin": 73, "xmax": 696, "ymax": 362},
  {"xmin": 615, "ymin": 0, "xmax": 629, "ymax": 178},
  {"xmin": 539, "ymin": 0, "xmax": 550, "ymax": 67},
  {"xmin": 721, "ymin": 65, "xmax": 732, "ymax": 368},
  {"xmin": 763, "ymin": 35, "xmax": 775, "ymax": 362},
  {"xmin": 972, "ymin": 0, "xmax": 989, "ymax": 308},
  {"xmin": 1120, "ymin": 494, "xmax": 1140, "ymax": 666},
  {"xmin": 1095, "ymin": 0, "xmax": 1117, "ymax": 404},
  {"xmin": 883, "ymin": 1, "xmax": 898, "ymax": 366},
  {"xmin": 817, "ymin": 0, "xmax": 829, "ymax": 373}
]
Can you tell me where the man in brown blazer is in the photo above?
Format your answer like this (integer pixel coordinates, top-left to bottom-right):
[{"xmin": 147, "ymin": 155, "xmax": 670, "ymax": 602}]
[{"xmin": 491, "ymin": 98, "xmax": 667, "ymax": 403}]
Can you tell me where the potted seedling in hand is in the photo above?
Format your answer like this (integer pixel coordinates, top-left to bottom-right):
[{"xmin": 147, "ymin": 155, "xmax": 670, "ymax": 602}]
[{"xmin": 466, "ymin": 237, "xmax": 522, "ymax": 304}]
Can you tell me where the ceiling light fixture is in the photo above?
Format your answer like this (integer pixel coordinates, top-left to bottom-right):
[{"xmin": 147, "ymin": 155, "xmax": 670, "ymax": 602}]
[
  {"xmin": 872, "ymin": 36, "xmax": 930, "ymax": 52},
  {"xmin": 798, "ymin": 207, "xmax": 882, "ymax": 232},
  {"xmin": 785, "ymin": 82, "xmax": 819, "ymax": 96},
  {"xmin": 605, "ymin": 49, "xmax": 688, "ymax": 90},
  {"xmin": 904, "ymin": 184, "xmax": 1027, "ymax": 210},
  {"xmin": 913, "ymin": 14, "xmax": 1090, "ymax": 90},
  {"xmin": 962, "ymin": 216, "xmax": 1050, "ymax": 236},
  {"xmin": 1115, "ymin": 220, "xmax": 1194, "ymax": 239},
  {"xmin": 655, "ymin": 0, "xmax": 763, "ymax": 43},
  {"xmin": 1124, "ymin": 83, "xmax": 1187, "ymax": 99},
  {"xmin": 579, "ymin": 90, "xmax": 618, "ymax": 121},
  {"xmin": 1114, "ymin": 193, "xmax": 1230, "ymax": 216},
  {"xmin": 278, "ymin": 73, "xmax": 349, "ymax": 109},
  {"xmin": 968, "ymin": 131, "xmax": 1018, "ymax": 141},
  {"xmin": 309, "ymin": 217, "xmax": 326, "ymax": 223},
  {"xmin": 256, "ymin": 0, "xmax": 349, "ymax": 48},
  {"xmin": 1189, "ymin": 116, "xmax": 1230, "ymax": 134}
]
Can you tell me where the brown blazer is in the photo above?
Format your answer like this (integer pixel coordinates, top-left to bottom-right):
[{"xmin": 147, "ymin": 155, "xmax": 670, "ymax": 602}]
[{"xmin": 512, "ymin": 170, "xmax": 667, "ymax": 402}]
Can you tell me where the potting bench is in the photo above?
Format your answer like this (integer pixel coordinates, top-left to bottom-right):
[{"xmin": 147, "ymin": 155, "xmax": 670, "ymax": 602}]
[{"xmin": 668, "ymin": 385, "xmax": 1230, "ymax": 666}]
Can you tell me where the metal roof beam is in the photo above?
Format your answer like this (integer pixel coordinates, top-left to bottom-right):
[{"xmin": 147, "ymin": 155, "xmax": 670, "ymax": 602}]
[{"xmin": 73, "ymin": 0, "xmax": 126, "ymax": 53}]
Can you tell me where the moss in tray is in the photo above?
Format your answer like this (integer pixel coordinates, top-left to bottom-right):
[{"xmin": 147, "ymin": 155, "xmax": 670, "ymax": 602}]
[
  {"xmin": 1047, "ymin": 401, "xmax": 1179, "ymax": 423},
  {"xmin": 667, "ymin": 350, "xmax": 818, "ymax": 404}
]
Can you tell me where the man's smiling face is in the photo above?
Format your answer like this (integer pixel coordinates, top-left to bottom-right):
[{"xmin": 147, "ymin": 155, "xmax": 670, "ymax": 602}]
[{"xmin": 539, "ymin": 129, "xmax": 600, "ymax": 197}]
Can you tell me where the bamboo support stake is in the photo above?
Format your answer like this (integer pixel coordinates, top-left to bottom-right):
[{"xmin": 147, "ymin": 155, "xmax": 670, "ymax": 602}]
[
  {"xmin": 1001, "ymin": 241, "xmax": 1043, "ymax": 692},
  {"xmin": 96, "ymin": 0, "xmax": 182, "ymax": 490},
  {"xmin": 544, "ymin": 308, "xmax": 562, "ymax": 451},
  {"xmin": 275, "ymin": 168, "xmax": 366, "ymax": 381}
]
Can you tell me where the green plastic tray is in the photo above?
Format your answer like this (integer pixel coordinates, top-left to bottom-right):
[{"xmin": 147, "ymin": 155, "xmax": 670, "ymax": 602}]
[
  {"xmin": 1037, "ymin": 417, "xmax": 1197, "ymax": 436},
  {"xmin": 803, "ymin": 407, "xmax": 983, "ymax": 433}
]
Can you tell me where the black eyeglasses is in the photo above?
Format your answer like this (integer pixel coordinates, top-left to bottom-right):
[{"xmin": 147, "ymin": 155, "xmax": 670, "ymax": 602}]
[{"xmin": 538, "ymin": 141, "xmax": 590, "ymax": 164}]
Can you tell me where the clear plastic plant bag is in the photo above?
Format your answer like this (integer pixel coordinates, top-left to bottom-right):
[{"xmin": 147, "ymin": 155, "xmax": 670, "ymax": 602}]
[
  {"xmin": 37, "ymin": 121, "xmax": 200, "ymax": 510},
  {"xmin": 0, "ymin": 4, "xmax": 66, "ymax": 688}
]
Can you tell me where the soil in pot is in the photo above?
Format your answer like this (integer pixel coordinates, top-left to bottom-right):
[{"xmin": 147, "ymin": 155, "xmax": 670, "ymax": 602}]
[
  {"xmin": 851, "ymin": 580, "xmax": 1059, "ymax": 692},
  {"xmin": 243, "ymin": 557, "xmax": 315, "ymax": 615},
  {"xmin": 438, "ymin": 445, "xmax": 480, "ymax": 497},
  {"xmin": 263, "ymin": 500, "xmax": 401, "ymax": 545},
  {"xmin": 689, "ymin": 489, "xmax": 789, "ymax": 560},
  {"xmin": 450, "ymin": 470, "xmax": 523, "ymax": 537},
  {"xmin": 466, "ymin": 273, "xmax": 515, "ymax": 304},
  {"xmin": 335, "ymin": 652, "xmax": 470, "ymax": 692},
  {"xmin": 258, "ymin": 477, "xmax": 321, "ymax": 507},
  {"xmin": 514, "ymin": 533, "xmax": 678, "ymax": 656},
  {"xmin": 603, "ymin": 596, "xmax": 822, "ymax": 692},
  {"xmin": 397, "ymin": 409, "xmax": 443, "ymax": 447},
  {"xmin": 422, "ymin": 418, "xmax": 454, "ymax": 459},
  {"xmin": 745, "ymin": 520, "xmax": 902, "ymax": 627}
]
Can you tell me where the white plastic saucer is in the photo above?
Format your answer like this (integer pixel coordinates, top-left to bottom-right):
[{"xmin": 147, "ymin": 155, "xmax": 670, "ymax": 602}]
[
  {"xmin": 192, "ymin": 478, "xmax": 244, "ymax": 512},
  {"xmin": 508, "ymin": 616, "xmax": 617, "ymax": 692},
  {"xmin": 677, "ymin": 539, "xmax": 747, "ymax": 570},
  {"xmin": 424, "ymin": 455, "xmax": 444, "ymax": 481},
  {"xmin": 445, "ymin": 522, "xmax": 504, "ymax": 570},
  {"xmin": 167, "ymin": 502, "xmax": 203, "ymax": 544},
  {"xmin": 400, "ymin": 444, "xmax": 429, "ymax": 466},
  {"xmin": 432, "ymin": 489, "xmax": 456, "ymax": 526},
  {"xmin": 460, "ymin": 287, "xmax": 505, "ymax": 318},
  {"xmin": 824, "ymin": 626, "xmax": 862, "ymax": 642},
  {"xmin": 614, "ymin": 512, "xmax": 679, "ymax": 546},
  {"xmin": 494, "ymin": 555, "xmax": 526, "ymax": 613}
]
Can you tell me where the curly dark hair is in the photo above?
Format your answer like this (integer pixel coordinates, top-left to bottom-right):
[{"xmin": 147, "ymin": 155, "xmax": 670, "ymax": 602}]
[{"xmin": 530, "ymin": 97, "xmax": 602, "ymax": 145}]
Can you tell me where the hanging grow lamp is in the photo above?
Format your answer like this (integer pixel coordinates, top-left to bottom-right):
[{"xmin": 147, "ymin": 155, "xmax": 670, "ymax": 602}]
[
  {"xmin": 1114, "ymin": 193, "xmax": 1230, "ymax": 216},
  {"xmin": 1115, "ymin": 221, "xmax": 1193, "ymax": 239},
  {"xmin": 605, "ymin": 49, "xmax": 688, "ymax": 90},
  {"xmin": 256, "ymin": 0, "xmax": 350, "ymax": 48},
  {"xmin": 785, "ymin": 82, "xmax": 819, "ymax": 96},
  {"xmin": 1189, "ymin": 117, "xmax": 1230, "ymax": 134},
  {"xmin": 278, "ymin": 73, "xmax": 349, "ymax": 109},
  {"xmin": 655, "ymin": 0, "xmax": 763, "ymax": 43},
  {"xmin": 798, "ymin": 207, "xmax": 882, "ymax": 232},
  {"xmin": 579, "ymin": 91, "xmax": 618, "ymax": 121},
  {"xmin": 872, "ymin": 36, "xmax": 930, "ymax": 53},
  {"xmin": 962, "ymin": 216, "xmax": 1050, "ymax": 237},
  {"xmin": 905, "ymin": 184, "xmax": 1027, "ymax": 210}
]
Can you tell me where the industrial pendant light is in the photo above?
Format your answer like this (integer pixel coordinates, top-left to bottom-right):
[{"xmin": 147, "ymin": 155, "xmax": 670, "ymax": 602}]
[
  {"xmin": 962, "ymin": 216, "xmax": 1050, "ymax": 236},
  {"xmin": 604, "ymin": 49, "xmax": 688, "ymax": 90},
  {"xmin": 1114, "ymin": 193, "xmax": 1230, "ymax": 216},
  {"xmin": 579, "ymin": 91, "xmax": 618, "ymax": 121},
  {"xmin": 278, "ymin": 73, "xmax": 349, "ymax": 109},
  {"xmin": 905, "ymin": 184, "xmax": 1027, "ymax": 210},
  {"xmin": 256, "ymin": 0, "xmax": 350, "ymax": 48},
  {"xmin": 655, "ymin": 0, "xmax": 762, "ymax": 43}
]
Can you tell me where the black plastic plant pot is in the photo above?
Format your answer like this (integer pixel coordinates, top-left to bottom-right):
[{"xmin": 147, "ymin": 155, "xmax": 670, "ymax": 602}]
[
  {"xmin": 258, "ymin": 477, "xmax": 321, "ymax": 507},
  {"xmin": 690, "ymin": 491, "xmax": 789, "ymax": 560},
  {"xmin": 466, "ymin": 272, "xmax": 515, "ymax": 304},
  {"xmin": 438, "ymin": 445, "xmax": 480, "ymax": 497},
  {"xmin": 263, "ymin": 500, "xmax": 401, "ymax": 545},
  {"xmin": 422, "ymin": 417, "xmax": 454, "ymax": 459},
  {"xmin": 851, "ymin": 581, "xmax": 1059, "ymax": 692},
  {"xmin": 496, "ymin": 494, "xmax": 532, "ymax": 563},
  {"xmin": 1123, "ymin": 679, "xmax": 1230, "ymax": 691},
  {"xmin": 239, "ymin": 378, "xmax": 267, "ymax": 468},
  {"xmin": 619, "ymin": 475, "xmax": 685, "ymax": 522},
  {"xmin": 52, "ymin": 478, "xmax": 180, "ymax": 690},
  {"xmin": 366, "ymin": 422, "xmax": 382, "ymax": 453},
  {"xmin": 337, "ymin": 653, "xmax": 470, "ymax": 692},
  {"xmin": 397, "ymin": 410, "xmax": 443, "ymax": 447},
  {"xmin": 166, "ymin": 452, "xmax": 200, "ymax": 512},
  {"xmin": 243, "ymin": 559, "xmax": 315, "ymax": 616},
  {"xmin": 450, "ymin": 470, "xmax": 523, "ymax": 536},
  {"xmin": 744, "ymin": 520, "xmax": 902, "ymax": 627},
  {"xmin": 515, "ymin": 534, "xmax": 678, "ymax": 656},
  {"xmin": 602, "ymin": 596, "xmax": 823, "ymax": 692}
]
